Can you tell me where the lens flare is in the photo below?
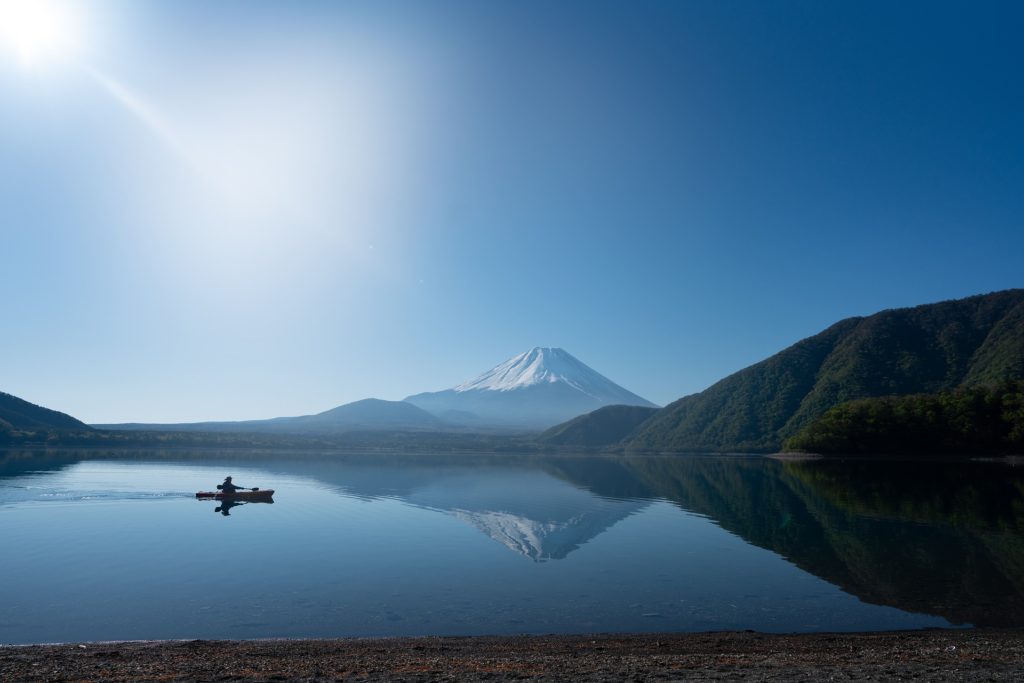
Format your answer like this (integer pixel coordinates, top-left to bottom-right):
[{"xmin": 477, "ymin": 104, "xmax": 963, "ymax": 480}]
[{"xmin": 0, "ymin": 0, "xmax": 77, "ymax": 66}]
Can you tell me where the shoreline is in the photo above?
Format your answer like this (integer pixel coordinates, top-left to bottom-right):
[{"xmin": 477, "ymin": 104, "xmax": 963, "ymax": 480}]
[{"xmin": 4, "ymin": 629, "xmax": 1024, "ymax": 681}]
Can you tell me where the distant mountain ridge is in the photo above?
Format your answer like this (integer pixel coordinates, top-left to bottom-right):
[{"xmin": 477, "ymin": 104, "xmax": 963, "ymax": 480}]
[
  {"xmin": 0, "ymin": 391, "xmax": 90, "ymax": 432},
  {"xmin": 98, "ymin": 398, "xmax": 442, "ymax": 434},
  {"xmin": 97, "ymin": 348, "xmax": 654, "ymax": 435},
  {"xmin": 405, "ymin": 347, "xmax": 657, "ymax": 429},
  {"xmin": 625, "ymin": 289, "xmax": 1024, "ymax": 452}
]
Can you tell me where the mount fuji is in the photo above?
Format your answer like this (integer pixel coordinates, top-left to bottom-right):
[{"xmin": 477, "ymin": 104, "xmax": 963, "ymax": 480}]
[{"xmin": 404, "ymin": 347, "xmax": 657, "ymax": 430}]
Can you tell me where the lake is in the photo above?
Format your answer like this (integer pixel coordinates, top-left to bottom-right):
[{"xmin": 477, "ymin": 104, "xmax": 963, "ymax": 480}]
[{"xmin": 1, "ymin": 450, "xmax": 1022, "ymax": 644}]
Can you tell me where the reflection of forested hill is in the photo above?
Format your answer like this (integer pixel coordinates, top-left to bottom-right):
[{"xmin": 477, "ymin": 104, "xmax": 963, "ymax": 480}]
[
  {"xmin": 0, "ymin": 450, "xmax": 84, "ymax": 479},
  {"xmin": 589, "ymin": 457, "xmax": 1024, "ymax": 627},
  {"xmin": 790, "ymin": 460, "xmax": 1022, "ymax": 627}
]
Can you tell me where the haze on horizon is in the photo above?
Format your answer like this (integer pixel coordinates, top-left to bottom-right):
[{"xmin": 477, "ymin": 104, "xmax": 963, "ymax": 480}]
[{"xmin": 1, "ymin": 0, "xmax": 1022, "ymax": 424}]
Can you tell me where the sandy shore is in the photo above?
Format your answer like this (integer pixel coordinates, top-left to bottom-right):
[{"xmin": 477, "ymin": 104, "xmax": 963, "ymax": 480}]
[{"xmin": 3, "ymin": 629, "xmax": 1024, "ymax": 681}]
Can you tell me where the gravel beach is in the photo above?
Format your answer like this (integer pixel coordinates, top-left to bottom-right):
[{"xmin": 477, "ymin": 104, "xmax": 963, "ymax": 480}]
[{"xmin": 3, "ymin": 629, "xmax": 1023, "ymax": 681}]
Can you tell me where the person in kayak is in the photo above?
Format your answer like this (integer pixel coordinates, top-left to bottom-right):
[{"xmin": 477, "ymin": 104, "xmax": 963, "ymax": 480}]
[{"xmin": 219, "ymin": 476, "xmax": 247, "ymax": 493}]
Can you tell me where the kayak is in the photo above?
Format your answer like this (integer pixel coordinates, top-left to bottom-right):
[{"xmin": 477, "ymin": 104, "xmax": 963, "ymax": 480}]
[{"xmin": 196, "ymin": 490, "xmax": 274, "ymax": 501}]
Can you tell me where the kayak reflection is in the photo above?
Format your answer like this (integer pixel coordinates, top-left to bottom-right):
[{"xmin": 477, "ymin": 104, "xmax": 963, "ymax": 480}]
[
  {"xmin": 195, "ymin": 489, "xmax": 275, "ymax": 516},
  {"xmin": 209, "ymin": 498, "xmax": 274, "ymax": 516},
  {"xmin": 214, "ymin": 499, "xmax": 242, "ymax": 516},
  {"xmin": 212, "ymin": 499, "xmax": 268, "ymax": 516}
]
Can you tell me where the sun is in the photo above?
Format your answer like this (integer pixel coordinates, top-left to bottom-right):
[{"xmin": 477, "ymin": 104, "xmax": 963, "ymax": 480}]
[{"xmin": 0, "ymin": 0, "xmax": 77, "ymax": 66}]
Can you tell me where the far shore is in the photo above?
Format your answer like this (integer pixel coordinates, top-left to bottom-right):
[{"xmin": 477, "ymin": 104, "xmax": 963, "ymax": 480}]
[
  {"xmin": 4, "ymin": 441, "xmax": 1022, "ymax": 462},
  {"xmin": 3, "ymin": 629, "xmax": 1023, "ymax": 681}
]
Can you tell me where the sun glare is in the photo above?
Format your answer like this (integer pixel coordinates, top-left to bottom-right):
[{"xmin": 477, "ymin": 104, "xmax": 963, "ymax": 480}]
[{"xmin": 0, "ymin": 0, "xmax": 77, "ymax": 66}]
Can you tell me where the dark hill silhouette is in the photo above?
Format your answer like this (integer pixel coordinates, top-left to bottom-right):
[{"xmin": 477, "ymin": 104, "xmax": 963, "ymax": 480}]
[{"xmin": 0, "ymin": 391, "xmax": 91, "ymax": 432}]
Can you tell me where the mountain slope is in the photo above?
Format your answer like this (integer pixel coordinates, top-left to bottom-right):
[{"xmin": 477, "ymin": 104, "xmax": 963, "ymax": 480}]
[
  {"xmin": 0, "ymin": 391, "xmax": 91, "ymax": 432},
  {"xmin": 539, "ymin": 405, "xmax": 659, "ymax": 448},
  {"xmin": 405, "ymin": 347, "xmax": 657, "ymax": 429},
  {"xmin": 99, "ymin": 398, "xmax": 442, "ymax": 434},
  {"xmin": 627, "ymin": 289, "xmax": 1024, "ymax": 453}
]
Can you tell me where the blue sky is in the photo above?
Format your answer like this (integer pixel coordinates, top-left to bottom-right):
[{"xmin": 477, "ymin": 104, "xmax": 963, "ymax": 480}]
[{"xmin": 1, "ymin": 0, "xmax": 1022, "ymax": 423}]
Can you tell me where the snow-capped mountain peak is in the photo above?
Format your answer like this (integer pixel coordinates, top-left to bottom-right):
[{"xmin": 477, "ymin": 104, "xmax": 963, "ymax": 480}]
[
  {"xmin": 404, "ymin": 347, "xmax": 657, "ymax": 429},
  {"xmin": 454, "ymin": 347, "xmax": 605, "ymax": 394}
]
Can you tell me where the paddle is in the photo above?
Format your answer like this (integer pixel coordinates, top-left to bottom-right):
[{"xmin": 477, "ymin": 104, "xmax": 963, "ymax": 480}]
[{"xmin": 216, "ymin": 485, "xmax": 260, "ymax": 491}]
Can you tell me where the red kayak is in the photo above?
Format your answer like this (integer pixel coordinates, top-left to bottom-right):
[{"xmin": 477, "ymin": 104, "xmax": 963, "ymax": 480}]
[{"xmin": 196, "ymin": 490, "xmax": 274, "ymax": 501}]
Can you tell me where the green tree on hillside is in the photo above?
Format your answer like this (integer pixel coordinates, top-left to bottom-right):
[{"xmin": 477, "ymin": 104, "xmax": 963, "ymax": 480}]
[{"xmin": 785, "ymin": 380, "xmax": 1024, "ymax": 455}]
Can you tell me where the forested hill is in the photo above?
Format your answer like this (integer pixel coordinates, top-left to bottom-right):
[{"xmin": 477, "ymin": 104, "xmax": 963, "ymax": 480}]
[
  {"xmin": 538, "ymin": 405, "xmax": 659, "ymax": 448},
  {"xmin": 627, "ymin": 289, "xmax": 1024, "ymax": 453},
  {"xmin": 785, "ymin": 380, "xmax": 1024, "ymax": 455},
  {"xmin": 0, "ymin": 391, "xmax": 91, "ymax": 432}
]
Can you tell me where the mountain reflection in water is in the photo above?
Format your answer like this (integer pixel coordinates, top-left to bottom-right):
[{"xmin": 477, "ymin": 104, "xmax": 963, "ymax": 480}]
[
  {"xmin": 2, "ymin": 450, "xmax": 1023, "ymax": 629},
  {"xmin": 240, "ymin": 452, "xmax": 1024, "ymax": 626},
  {"xmin": 235, "ymin": 456, "xmax": 649, "ymax": 561},
  {"xmin": 411, "ymin": 472, "xmax": 647, "ymax": 562}
]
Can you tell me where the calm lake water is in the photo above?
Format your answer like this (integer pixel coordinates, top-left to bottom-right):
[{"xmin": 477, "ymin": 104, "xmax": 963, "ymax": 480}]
[{"xmin": 2, "ymin": 450, "xmax": 1022, "ymax": 644}]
